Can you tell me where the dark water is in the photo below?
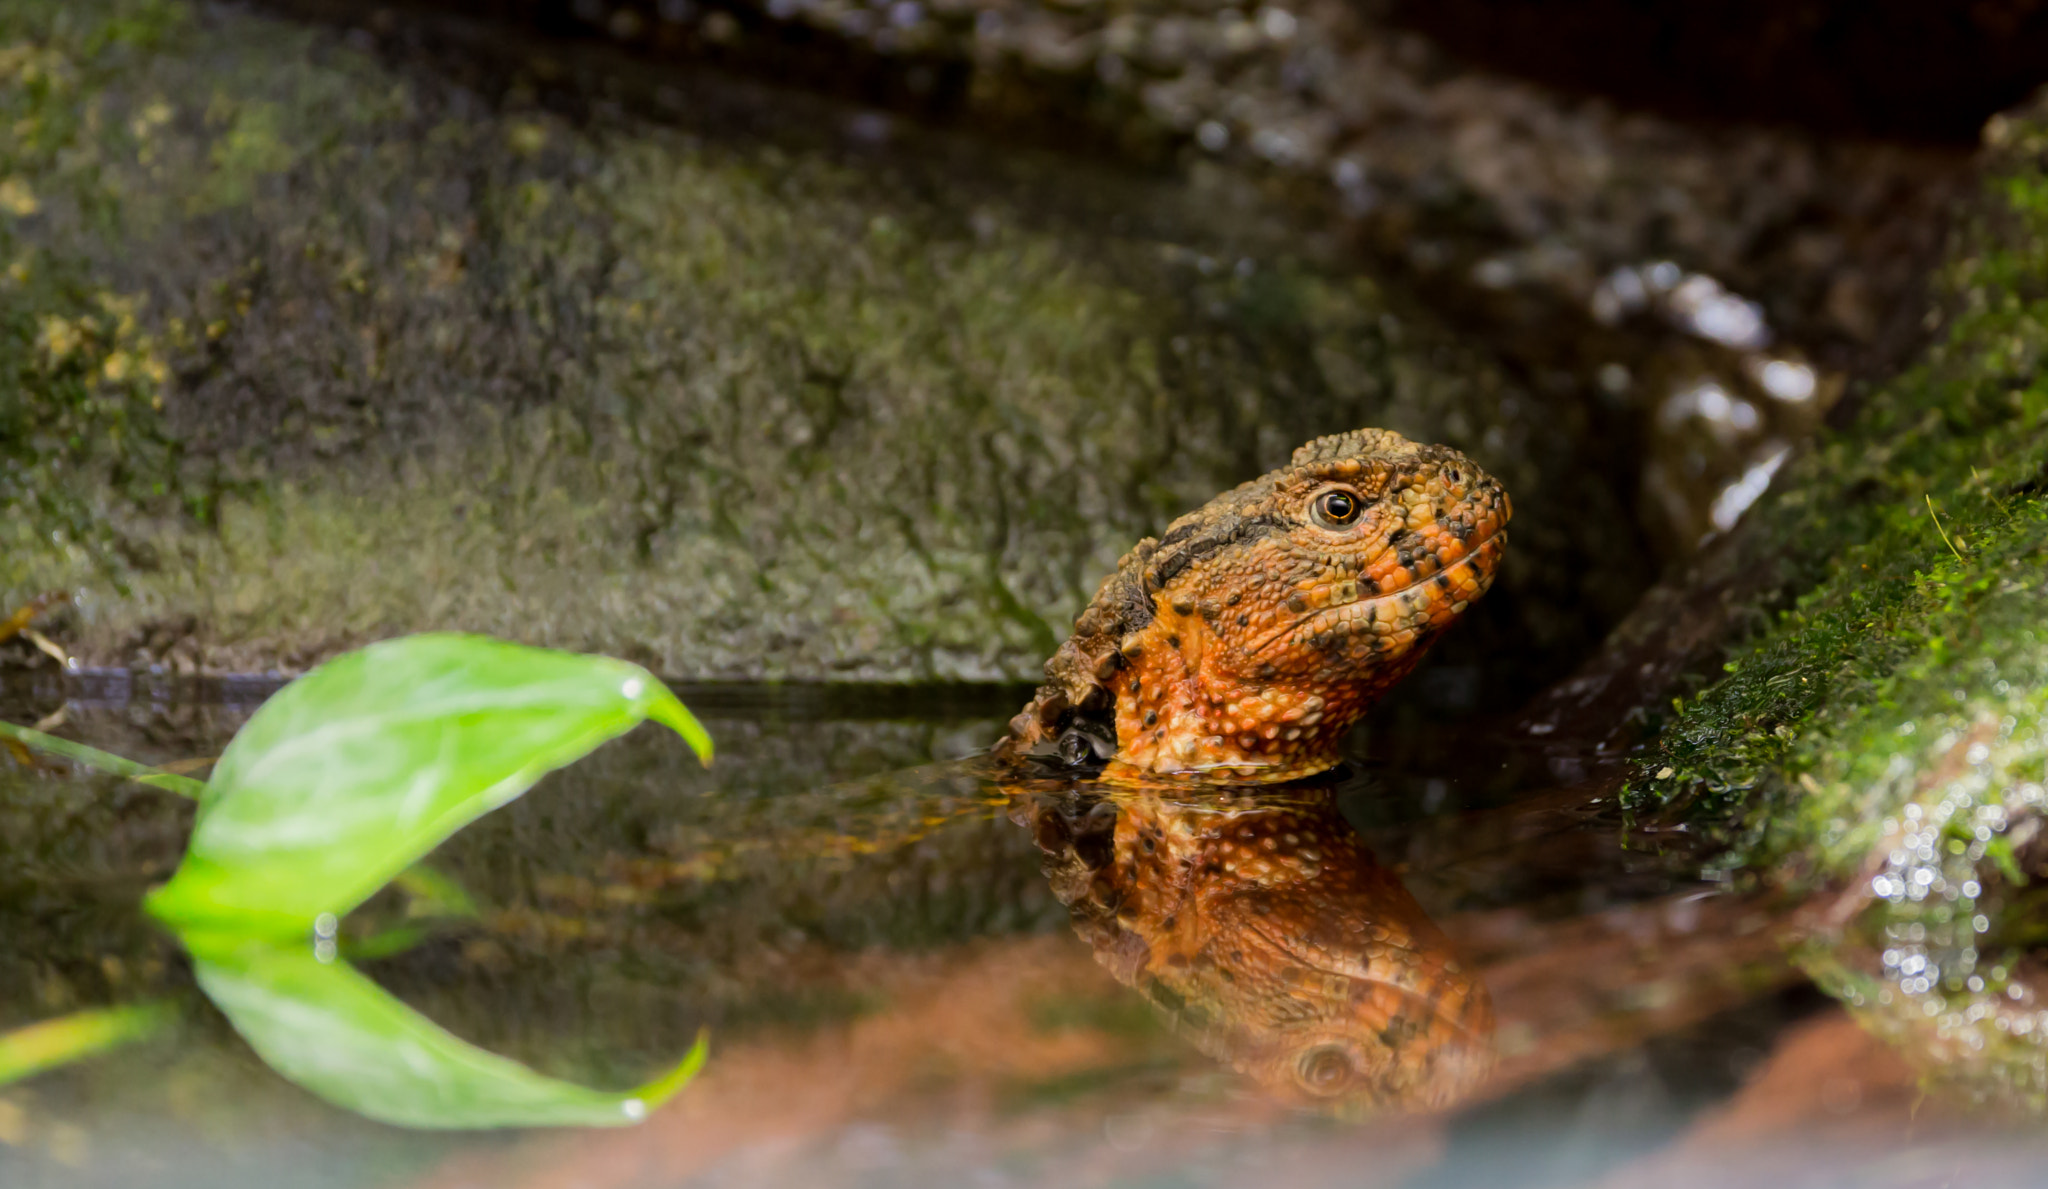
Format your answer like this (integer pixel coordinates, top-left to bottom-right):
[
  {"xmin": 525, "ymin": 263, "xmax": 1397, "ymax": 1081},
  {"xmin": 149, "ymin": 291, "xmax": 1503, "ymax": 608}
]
[{"xmin": 5, "ymin": 674, "xmax": 2043, "ymax": 1188}]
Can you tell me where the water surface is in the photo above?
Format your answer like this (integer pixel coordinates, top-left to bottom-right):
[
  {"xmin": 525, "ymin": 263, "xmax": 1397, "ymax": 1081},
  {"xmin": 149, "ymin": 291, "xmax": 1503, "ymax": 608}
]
[{"xmin": 4, "ymin": 675, "xmax": 2038, "ymax": 1187}]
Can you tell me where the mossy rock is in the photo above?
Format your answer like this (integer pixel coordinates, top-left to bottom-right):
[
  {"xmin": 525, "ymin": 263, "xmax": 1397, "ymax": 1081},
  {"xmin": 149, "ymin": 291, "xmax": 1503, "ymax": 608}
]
[
  {"xmin": 1632, "ymin": 92, "xmax": 2048, "ymax": 1108},
  {"xmin": 0, "ymin": 0, "xmax": 1642, "ymax": 691}
]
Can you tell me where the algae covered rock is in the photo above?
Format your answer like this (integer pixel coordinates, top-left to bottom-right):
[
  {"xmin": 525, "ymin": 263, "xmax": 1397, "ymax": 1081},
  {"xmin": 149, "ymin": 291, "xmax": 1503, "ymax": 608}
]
[
  {"xmin": 0, "ymin": 0, "xmax": 1641, "ymax": 688},
  {"xmin": 1634, "ymin": 92, "xmax": 2048, "ymax": 1108}
]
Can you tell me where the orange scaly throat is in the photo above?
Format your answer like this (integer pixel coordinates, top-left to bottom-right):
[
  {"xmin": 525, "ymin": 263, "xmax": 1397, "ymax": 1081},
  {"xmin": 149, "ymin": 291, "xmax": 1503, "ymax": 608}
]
[{"xmin": 1001, "ymin": 427, "xmax": 1510, "ymax": 783}]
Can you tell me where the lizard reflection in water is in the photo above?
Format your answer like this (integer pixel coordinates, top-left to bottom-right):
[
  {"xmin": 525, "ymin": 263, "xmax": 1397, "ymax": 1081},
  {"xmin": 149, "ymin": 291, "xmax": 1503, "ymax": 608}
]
[{"xmin": 1011, "ymin": 779, "xmax": 1494, "ymax": 1110}]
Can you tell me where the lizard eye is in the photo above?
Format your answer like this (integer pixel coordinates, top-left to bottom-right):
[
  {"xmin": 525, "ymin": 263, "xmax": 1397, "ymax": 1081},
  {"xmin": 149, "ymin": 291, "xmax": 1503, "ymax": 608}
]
[
  {"xmin": 1295, "ymin": 1044, "xmax": 1359, "ymax": 1094},
  {"xmin": 1310, "ymin": 489, "xmax": 1364, "ymax": 529}
]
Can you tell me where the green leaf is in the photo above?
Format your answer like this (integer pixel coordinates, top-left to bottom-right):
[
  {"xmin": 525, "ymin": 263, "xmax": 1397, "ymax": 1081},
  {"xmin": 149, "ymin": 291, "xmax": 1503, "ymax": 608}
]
[
  {"xmin": 190, "ymin": 939, "xmax": 706, "ymax": 1129},
  {"xmin": 0, "ymin": 719, "xmax": 208, "ymax": 798},
  {"xmin": 145, "ymin": 633, "xmax": 710, "ymax": 933},
  {"xmin": 0, "ymin": 1003, "xmax": 176, "ymax": 1087}
]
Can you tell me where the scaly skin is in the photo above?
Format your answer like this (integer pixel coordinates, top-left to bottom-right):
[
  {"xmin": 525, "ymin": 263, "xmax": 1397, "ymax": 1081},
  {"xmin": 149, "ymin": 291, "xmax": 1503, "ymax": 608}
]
[
  {"xmin": 999, "ymin": 428, "xmax": 1510, "ymax": 782},
  {"xmin": 1012, "ymin": 782, "xmax": 1495, "ymax": 1109}
]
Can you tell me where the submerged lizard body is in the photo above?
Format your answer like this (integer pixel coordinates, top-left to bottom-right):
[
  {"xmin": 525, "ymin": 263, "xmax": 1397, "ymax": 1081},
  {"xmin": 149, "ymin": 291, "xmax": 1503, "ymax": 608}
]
[{"xmin": 1000, "ymin": 428, "xmax": 1510, "ymax": 783}]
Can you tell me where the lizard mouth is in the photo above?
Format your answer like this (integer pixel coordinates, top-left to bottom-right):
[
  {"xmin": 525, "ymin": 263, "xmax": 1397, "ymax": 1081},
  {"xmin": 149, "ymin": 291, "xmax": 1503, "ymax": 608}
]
[{"xmin": 1245, "ymin": 527, "xmax": 1508, "ymax": 661}]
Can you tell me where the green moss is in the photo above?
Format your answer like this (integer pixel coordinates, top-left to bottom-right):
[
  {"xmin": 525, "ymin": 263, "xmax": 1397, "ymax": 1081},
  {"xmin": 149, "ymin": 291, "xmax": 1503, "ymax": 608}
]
[
  {"xmin": 0, "ymin": 1, "xmax": 188, "ymax": 595},
  {"xmin": 1634, "ymin": 102, "xmax": 2048, "ymax": 1105}
]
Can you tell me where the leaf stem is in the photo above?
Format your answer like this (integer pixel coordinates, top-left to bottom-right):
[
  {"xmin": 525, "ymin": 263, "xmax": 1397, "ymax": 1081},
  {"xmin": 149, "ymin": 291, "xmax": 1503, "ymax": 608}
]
[
  {"xmin": 1925, "ymin": 494, "xmax": 1965, "ymax": 565},
  {"xmin": 0, "ymin": 1002, "xmax": 177, "ymax": 1087}
]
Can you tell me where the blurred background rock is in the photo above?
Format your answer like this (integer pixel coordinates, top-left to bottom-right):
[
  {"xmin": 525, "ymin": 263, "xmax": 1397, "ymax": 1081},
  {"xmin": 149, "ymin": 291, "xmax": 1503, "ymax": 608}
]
[{"xmin": 0, "ymin": 0, "xmax": 2031, "ymax": 701}]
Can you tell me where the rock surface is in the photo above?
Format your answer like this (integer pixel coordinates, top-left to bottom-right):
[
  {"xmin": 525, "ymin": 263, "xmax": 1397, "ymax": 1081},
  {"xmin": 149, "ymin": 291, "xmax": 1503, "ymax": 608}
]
[
  {"xmin": 348, "ymin": 0, "xmax": 1973, "ymax": 551},
  {"xmin": 0, "ymin": 0, "xmax": 1642, "ymax": 690},
  {"xmin": 1625, "ymin": 91, "xmax": 2048, "ymax": 1108}
]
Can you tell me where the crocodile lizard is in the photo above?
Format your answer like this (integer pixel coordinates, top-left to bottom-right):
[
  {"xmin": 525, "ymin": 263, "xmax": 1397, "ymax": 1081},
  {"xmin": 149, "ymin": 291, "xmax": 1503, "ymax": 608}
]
[{"xmin": 999, "ymin": 428, "xmax": 1510, "ymax": 783}]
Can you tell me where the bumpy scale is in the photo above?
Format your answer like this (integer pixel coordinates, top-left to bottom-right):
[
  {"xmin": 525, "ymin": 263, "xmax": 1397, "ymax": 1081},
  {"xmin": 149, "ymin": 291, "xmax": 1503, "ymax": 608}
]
[{"xmin": 1000, "ymin": 428, "xmax": 1510, "ymax": 782}]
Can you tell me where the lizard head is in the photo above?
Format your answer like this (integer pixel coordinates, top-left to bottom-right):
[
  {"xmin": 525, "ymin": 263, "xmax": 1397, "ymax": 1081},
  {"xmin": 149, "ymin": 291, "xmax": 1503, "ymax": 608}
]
[{"xmin": 1007, "ymin": 428, "xmax": 1509, "ymax": 782}]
